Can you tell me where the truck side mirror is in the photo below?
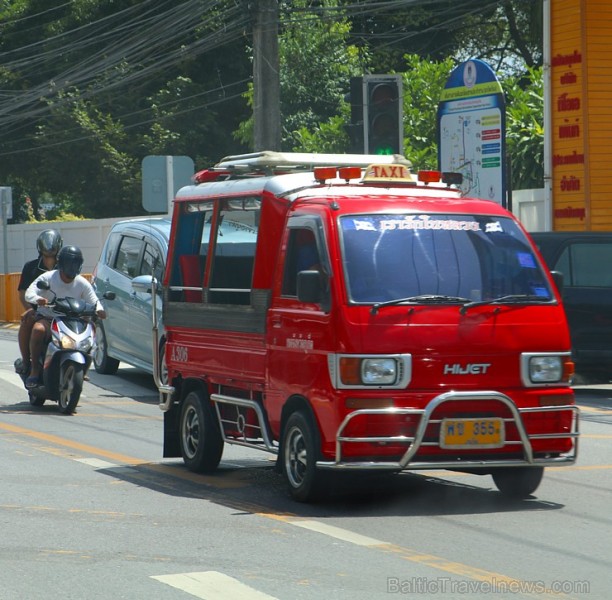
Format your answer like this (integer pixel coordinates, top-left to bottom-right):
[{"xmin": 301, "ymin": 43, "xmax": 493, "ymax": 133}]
[
  {"xmin": 297, "ymin": 270, "xmax": 323, "ymax": 303},
  {"xmin": 551, "ymin": 270, "xmax": 564, "ymax": 296}
]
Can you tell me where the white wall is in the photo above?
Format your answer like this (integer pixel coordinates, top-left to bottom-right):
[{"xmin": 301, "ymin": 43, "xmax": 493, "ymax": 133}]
[
  {"xmin": 511, "ymin": 188, "xmax": 548, "ymax": 232},
  {"xmin": 0, "ymin": 215, "xmax": 156, "ymax": 274},
  {"xmin": 1, "ymin": 189, "xmax": 549, "ymax": 275}
]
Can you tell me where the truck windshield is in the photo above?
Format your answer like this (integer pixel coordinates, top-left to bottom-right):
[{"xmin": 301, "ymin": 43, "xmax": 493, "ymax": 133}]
[{"xmin": 340, "ymin": 214, "xmax": 553, "ymax": 305}]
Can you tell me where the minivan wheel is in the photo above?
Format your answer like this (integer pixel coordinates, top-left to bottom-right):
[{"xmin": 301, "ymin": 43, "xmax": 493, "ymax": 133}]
[
  {"xmin": 179, "ymin": 390, "xmax": 223, "ymax": 473},
  {"xmin": 93, "ymin": 323, "xmax": 120, "ymax": 375}
]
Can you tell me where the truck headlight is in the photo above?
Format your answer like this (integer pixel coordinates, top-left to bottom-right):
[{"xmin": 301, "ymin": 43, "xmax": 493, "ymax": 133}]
[
  {"xmin": 329, "ymin": 354, "xmax": 412, "ymax": 389},
  {"xmin": 521, "ymin": 353, "xmax": 572, "ymax": 386},
  {"xmin": 361, "ymin": 358, "xmax": 397, "ymax": 385}
]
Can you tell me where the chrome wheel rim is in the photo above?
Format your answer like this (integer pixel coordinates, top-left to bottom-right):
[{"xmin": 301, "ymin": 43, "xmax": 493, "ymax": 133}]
[
  {"xmin": 182, "ymin": 405, "xmax": 200, "ymax": 460},
  {"xmin": 285, "ymin": 426, "xmax": 307, "ymax": 488}
]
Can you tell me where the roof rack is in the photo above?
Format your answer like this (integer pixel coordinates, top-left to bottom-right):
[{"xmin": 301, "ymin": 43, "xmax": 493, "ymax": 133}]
[{"xmin": 214, "ymin": 150, "xmax": 412, "ymax": 175}]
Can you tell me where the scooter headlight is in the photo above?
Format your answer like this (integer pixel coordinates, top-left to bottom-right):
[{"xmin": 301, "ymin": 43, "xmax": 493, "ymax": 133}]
[
  {"xmin": 54, "ymin": 333, "xmax": 77, "ymax": 350},
  {"xmin": 78, "ymin": 339, "xmax": 93, "ymax": 353}
]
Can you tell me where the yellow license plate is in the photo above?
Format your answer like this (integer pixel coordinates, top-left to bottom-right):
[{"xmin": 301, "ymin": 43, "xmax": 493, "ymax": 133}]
[{"xmin": 440, "ymin": 418, "xmax": 504, "ymax": 449}]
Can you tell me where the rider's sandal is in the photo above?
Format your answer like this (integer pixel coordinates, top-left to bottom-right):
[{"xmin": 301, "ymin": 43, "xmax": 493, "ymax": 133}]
[{"xmin": 25, "ymin": 376, "xmax": 39, "ymax": 389}]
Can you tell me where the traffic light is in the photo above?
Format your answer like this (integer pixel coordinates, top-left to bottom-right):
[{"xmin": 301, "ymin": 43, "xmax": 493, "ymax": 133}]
[
  {"xmin": 363, "ymin": 74, "xmax": 403, "ymax": 155},
  {"xmin": 346, "ymin": 76, "xmax": 364, "ymax": 153}
]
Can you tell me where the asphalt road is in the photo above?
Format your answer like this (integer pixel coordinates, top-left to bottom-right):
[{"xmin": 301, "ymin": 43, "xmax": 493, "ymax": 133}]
[{"xmin": 0, "ymin": 324, "xmax": 611, "ymax": 599}]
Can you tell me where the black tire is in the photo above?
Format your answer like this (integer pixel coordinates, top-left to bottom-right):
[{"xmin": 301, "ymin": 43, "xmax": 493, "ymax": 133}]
[
  {"xmin": 492, "ymin": 466, "xmax": 544, "ymax": 498},
  {"xmin": 282, "ymin": 411, "xmax": 327, "ymax": 502},
  {"xmin": 58, "ymin": 362, "xmax": 84, "ymax": 414},
  {"xmin": 93, "ymin": 323, "xmax": 120, "ymax": 375},
  {"xmin": 28, "ymin": 392, "xmax": 45, "ymax": 407},
  {"xmin": 179, "ymin": 390, "xmax": 223, "ymax": 473}
]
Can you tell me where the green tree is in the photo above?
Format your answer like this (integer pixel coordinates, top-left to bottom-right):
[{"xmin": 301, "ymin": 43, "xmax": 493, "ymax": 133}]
[
  {"xmin": 505, "ymin": 66, "xmax": 544, "ymax": 189},
  {"xmin": 235, "ymin": 0, "xmax": 367, "ymax": 151},
  {"xmin": 0, "ymin": 0, "xmax": 252, "ymax": 220}
]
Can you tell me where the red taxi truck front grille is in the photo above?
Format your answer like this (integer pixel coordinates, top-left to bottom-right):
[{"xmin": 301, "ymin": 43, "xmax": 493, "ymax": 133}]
[{"xmin": 317, "ymin": 391, "xmax": 579, "ymax": 472}]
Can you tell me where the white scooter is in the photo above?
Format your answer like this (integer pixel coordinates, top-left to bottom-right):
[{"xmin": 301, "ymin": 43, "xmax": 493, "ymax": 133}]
[{"xmin": 15, "ymin": 281, "xmax": 108, "ymax": 414}]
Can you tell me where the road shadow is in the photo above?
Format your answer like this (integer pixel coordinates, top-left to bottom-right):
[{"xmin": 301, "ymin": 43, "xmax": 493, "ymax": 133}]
[{"xmin": 93, "ymin": 457, "xmax": 564, "ymax": 521}]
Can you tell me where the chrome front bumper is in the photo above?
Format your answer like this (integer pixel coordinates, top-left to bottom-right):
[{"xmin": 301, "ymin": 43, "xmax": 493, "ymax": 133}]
[{"xmin": 316, "ymin": 390, "xmax": 580, "ymax": 471}]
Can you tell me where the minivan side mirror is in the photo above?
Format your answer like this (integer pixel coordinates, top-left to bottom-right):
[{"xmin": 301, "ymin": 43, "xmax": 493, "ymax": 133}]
[{"xmin": 132, "ymin": 274, "xmax": 156, "ymax": 295}]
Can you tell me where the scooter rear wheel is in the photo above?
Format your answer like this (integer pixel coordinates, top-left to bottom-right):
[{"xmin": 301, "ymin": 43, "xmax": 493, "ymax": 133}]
[
  {"xmin": 58, "ymin": 362, "xmax": 84, "ymax": 414},
  {"xmin": 28, "ymin": 392, "xmax": 45, "ymax": 407}
]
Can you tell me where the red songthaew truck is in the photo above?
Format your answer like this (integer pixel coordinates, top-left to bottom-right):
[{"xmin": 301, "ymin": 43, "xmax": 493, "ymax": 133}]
[{"xmin": 136, "ymin": 152, "xmax": 579, "ymax": 502}]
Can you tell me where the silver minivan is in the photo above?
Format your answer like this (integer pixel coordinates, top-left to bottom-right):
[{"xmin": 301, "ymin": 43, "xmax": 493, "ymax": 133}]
[{"xmin": 92, "ymin": 217, "xmax": 171, "ymax": 380}]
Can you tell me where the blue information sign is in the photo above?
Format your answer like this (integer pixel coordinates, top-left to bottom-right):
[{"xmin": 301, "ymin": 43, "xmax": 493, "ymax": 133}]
[{"xmin": 437, "ymin": 59, "xmax": 506, "ymax": 205}]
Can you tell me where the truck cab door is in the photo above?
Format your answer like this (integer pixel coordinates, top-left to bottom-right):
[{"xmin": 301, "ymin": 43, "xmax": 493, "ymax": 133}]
[{"xmin": 266, "ymin": 219, "xmax": 334, "ymax": 419}]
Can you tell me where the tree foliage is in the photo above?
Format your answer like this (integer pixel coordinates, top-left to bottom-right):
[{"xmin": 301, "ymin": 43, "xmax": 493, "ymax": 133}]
[{"xmin": 0, "ymin": 0, "xmax": 545, "ymax": 222}]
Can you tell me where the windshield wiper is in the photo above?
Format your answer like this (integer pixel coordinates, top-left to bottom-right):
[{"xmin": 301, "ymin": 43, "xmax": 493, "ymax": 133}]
[
  {"xmin": 459, "ymin": 294, "xmax": 551, "ymax": 315},
  {"xmin": 371, "ymin": 294, "xmax": 471, "ymax": 315}
]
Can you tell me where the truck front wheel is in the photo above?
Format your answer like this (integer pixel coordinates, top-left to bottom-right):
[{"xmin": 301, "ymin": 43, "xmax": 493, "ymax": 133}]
[
  {"xmin": 491, "ymin": 466, "xmax": 544, "ymax": 498},
  {"xmin": 179, "ymin": 390, "xmax": 223, "ymax": 473},
  {"xmin": 282, "ymin": 411, "xmax": 327, "ymax": 502}
]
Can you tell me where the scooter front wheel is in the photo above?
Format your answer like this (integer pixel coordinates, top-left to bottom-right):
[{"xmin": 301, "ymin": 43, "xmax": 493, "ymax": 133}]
[{"xmin": 58, "ymin": 362, "xmax": 84, "ymax": 414}]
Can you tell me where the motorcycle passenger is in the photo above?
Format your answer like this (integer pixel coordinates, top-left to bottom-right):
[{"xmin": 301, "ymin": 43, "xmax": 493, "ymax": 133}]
[
  {"xmin": 16, "ymin": 229, "xmax": 63, "ymax": 375},
  {"xmin": 24, "ymin": 245, "xmax": 106, "ymax": 389}
]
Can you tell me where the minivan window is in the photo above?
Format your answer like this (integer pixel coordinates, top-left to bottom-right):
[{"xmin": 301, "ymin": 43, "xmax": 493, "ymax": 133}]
[
  {"xmin": 115, "ymin": 236, "xmax": 144, "ymax": 278},
  {"xmin": 142, "ymin": 242, "xmax": 164, "ymax": 282},
  {"xmin": 340, "ymin": 214, "xmax": 552, "ymax": 304},
  {"xmin": 555, "ymin": 242, "xmax": 612, "ymax": 287}
]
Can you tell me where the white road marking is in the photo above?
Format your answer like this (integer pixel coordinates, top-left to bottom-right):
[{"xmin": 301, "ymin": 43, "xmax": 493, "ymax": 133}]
[
  {"xmin": 74, "ymin": 458, "xmax": 117, "ymax": 469},
  {"xmin": 288, "ymin": 519, "xmax": 384, "ymax": 546},
  {"xmin": 151, "ymin": 571, "xmax": 278, "ymax": 599},
  {"xmin": 0, "ymin": 369, "xmax": 26, "ymax": 389}
]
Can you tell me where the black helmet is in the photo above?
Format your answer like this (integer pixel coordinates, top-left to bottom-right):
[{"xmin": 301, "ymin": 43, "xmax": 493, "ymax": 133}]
[
  {"xmin": 57, "ymin": 246, "xmax": 84, "ymax": 279},
  {"xmin": 37, "ymin": 229, "xmax": 63, "ymax": 255}
]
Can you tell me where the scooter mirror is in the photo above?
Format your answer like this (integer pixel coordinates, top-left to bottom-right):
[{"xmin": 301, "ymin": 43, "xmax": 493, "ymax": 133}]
[{"xmin": 36, "ymin": 279, "xmax": 50, "ymax": 291}]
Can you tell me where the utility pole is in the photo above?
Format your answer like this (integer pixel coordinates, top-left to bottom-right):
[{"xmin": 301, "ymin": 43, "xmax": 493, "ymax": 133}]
[{"xmin": 252, "ymin": 0, "xmax": 281, "ymax": 151}]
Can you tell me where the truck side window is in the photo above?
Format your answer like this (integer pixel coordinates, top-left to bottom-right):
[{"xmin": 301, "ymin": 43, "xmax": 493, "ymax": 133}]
[
  {"xmin": 282, "ymin": 228, "xmax": 321, "ymax": 297},
  {"xmin": 208, "ymin": 207, "xmax": 259, "ymax": 305}
]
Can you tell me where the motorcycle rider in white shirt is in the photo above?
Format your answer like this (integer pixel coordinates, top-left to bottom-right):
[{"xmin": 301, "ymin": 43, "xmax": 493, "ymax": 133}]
[{"xmin": 24, "ymin": 246, "xmax": 106, "ymax": 388}]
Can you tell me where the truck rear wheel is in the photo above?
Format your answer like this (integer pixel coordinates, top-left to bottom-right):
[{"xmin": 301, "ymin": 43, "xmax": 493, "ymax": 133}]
[
  {"xmin": 179, "ymin": 390, "xmax": 223, "ymax": 473},
  {"xmin": 282, "ymin": 411, "xmax": 327, "ymax": 502},
  {"xmin": 492, "ymin": 466, "xmax": 544, "ymax": 498}
]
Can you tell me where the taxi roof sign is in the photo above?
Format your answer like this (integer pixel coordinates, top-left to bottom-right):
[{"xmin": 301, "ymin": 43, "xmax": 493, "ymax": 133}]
[{"xmin": 362, "ymin": 164, "xmax": 415, "ymax": 183}]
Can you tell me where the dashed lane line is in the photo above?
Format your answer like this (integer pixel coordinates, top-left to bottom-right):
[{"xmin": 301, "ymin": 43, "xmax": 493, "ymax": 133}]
[{"xmin": 151, "ymin": 571, "xmax": 279, "ymax": 600}]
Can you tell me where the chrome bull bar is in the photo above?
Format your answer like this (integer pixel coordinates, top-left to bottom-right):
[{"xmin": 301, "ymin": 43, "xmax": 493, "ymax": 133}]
[{"xmin": 316, "ymin": 390, "xmax": 580, "ymax": 471}]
